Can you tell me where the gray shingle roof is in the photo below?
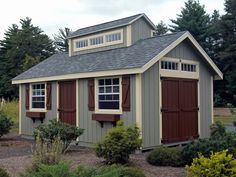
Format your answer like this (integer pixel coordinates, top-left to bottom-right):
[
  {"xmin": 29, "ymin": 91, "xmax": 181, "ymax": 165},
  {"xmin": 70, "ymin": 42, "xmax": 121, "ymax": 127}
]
[
  {"xmin": 68, "ymin": 14, "xmax": 147, "ymax": 38},
  {"xmin": 13, "ymin": 31, "xmax": 186, "ymax": 81}
]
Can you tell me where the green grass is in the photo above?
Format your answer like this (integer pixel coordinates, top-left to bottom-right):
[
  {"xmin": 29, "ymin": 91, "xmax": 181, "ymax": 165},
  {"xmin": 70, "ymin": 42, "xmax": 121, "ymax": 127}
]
[
  {"xmin": 214, "ymin": 116, "xmax": 236, "ymax": 125},
  {"xmin": 0, "ymin": 100, "xmax": 19, "ymax": 133}
]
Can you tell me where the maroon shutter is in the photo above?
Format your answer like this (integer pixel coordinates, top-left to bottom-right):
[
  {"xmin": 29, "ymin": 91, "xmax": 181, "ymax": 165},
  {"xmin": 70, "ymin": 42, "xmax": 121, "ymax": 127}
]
[
  {"xmin": 46, "ymin": 82, "xmax": 52, "ymax": 110},
  {"xmin": 88, "ymin": 79, "xmax": 95, "ymax": 111},
  {"xmin": 122, "ymin": 76, "xmax": 131, "ymax": 111},
  {"xmin": 25, "ymin": 84, "xmax": 29, "ymax": 110}
]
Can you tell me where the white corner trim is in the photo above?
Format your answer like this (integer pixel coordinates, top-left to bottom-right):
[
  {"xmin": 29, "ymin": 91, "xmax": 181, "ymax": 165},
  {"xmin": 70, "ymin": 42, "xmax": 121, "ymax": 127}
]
[
  {"xmin": 76, "ymin": 80, "xmax": 79, "ymax": 127},
  {"xmin": 19, "ymin": 85, "xmax": 22, "ymax": 134},
  {"xmin": 68, "ymin": 39, "xmax": 72, "ymax": 57},
  {"xmin": 158, "ymin": 62, "xmax": 162, "ymax": 144},
  {"xmin": 135, "ymin": 74, "xmax": 142, "ymax": 137},
  {"xmin": 211, "ymin": 76, "xmax": 214, "ymax": 124},
  {"xmin": 126, "ymin": 25, "xmax": 132, "ymax": 46}
]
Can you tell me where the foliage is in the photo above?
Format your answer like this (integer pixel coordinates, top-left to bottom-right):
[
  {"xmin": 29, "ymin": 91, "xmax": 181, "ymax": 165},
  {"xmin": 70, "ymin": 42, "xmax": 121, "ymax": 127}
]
[
  {"xmin": 0, "ymin": 100, "xmax": 19, "ymax": 125},
  {"xmin": 210, "ymin": 121, "xmax": 226, "ymax": 138},
  {"xmin": 33, "ymin": 136, "xmax": 63, "ymax": 166},
  {"xmin": 170, "ymin": 0, "xmax": 210, "ymax": 50},
  {"xmin": 74, "ymin": 165, "xmax": 145, "ymax": 177},
  {"xmin": 0, "ymin": 111, "xmax": 14, "ymax": 137},
  {"xmin": 186, "ymin": 150, "xmax": 236, "ymax": 177},
  {"xmin": 34, "ymin": 119, "xmax": 84, "ymax": 151},
  {"xmin": 0, "ymin": 17, "xmax": 55, "ymax": 99},
  {"xmin": 20, "ymin": 162, "xmax": 72, "ymax": 177},
  {"xmin": 53, "ymin": 27, "xmax": 72, "ymax": 52},
  {"xmin": 21, "ymin": 163, "xmax": 144, "ymax": 177},
  {"xmin": 155, "ymin": 21, "xmax": 168, "ymax": 35},
  {"xmin": 146, "ymin": 145, "xmax": 184, "ymax": 167},
  {"xmin": 94, "ymin": 120, "xmax": 142, "ymax": 164},
  {"xmin": 182, "ymin": 122, "xmax": 236, "ymax": 165},
  {"xmin": 0, "ymin": 167, "xmax": 10, "ymax": 177}
]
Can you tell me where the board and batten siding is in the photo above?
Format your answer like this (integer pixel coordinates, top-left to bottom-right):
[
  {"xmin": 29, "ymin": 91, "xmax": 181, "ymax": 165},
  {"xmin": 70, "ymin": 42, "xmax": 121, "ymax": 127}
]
[
  {"xmin": 71, "ymin": 27, "xmax": 128, "ymax": 56},
  {"xmin": 131, "ymin": 17, "xmax": 152, "ymax": 44},
  {"xmin": 141, "ymin": 62, "xmax": 160, "ymax": 149},
  {"xmin": 20, "ymin": 82, "xmax": 57, "ymax": 136},
  {"xmin": 78, "ymin": 75, "xmax": 136, "ymax": 147},
  {"xmin": 165, "ymin": 39, "xmax": 213, "ymax": 139}
]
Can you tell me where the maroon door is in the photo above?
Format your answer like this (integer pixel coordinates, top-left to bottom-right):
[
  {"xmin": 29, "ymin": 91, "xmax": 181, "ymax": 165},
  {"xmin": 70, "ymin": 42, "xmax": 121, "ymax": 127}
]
[
  {"xmin": 58, "ymin": 80, "xmax": 76, "ymax": 125},
  {"xmin": 162, "ymin": 77, "xmax": 198, "ymax": 143}
]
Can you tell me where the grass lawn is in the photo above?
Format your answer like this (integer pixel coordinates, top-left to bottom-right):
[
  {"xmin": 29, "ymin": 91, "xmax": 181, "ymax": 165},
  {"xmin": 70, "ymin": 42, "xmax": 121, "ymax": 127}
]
[{"xmin": 214, "ymin": 116, "xmax": 236, "ymax": 125}]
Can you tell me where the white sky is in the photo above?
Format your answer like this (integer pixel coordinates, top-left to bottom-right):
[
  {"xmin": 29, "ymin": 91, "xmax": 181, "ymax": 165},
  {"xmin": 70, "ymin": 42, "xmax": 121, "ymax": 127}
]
[{"xmin": 0, "ymin": 0, "xmax": 225, "ymax": 40}]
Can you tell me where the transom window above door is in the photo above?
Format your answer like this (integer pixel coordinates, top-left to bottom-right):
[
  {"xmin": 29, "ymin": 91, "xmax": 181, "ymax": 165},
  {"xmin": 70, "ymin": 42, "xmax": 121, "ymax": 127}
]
[
  {"xmin": 97, "ymin": 78, "xmax": 120, "ymax": 110},
  {"xmin": 31, "ymin": 83, "xmax": 46, "ymax": 109}
]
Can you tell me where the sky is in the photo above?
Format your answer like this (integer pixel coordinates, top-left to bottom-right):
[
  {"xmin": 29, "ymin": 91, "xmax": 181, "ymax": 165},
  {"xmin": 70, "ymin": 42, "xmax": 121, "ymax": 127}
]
[{"xmin": 0, "ymin": 0, "xmax": 225, "ymax": 40}]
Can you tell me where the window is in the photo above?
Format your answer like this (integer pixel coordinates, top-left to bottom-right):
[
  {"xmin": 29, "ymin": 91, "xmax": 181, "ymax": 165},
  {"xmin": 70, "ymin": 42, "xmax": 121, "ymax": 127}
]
[
  {"xmin": 161, "ymin": 61, "xmax": 178, "ymax": 70},
  {"xmin": 90, "ymin": 36, "xmax": 104, "ymax": 45},
  {"xmin": 181, "ymin": 63, "xmax": 196, "ymax": 72},
  {"xmin": 31, "ymin": 83, "xmax": 45, "ymax": 109},
  {"xmin": 75, "ymin": 39, "xmax": 88, "ymax": 48},
  {"xmin": 98, "ymin": 78, "xmax": 120, "ymax": 110},
  {"xmin": 105, "ymin": 32, "xmax": 121, "ymax": 42}
]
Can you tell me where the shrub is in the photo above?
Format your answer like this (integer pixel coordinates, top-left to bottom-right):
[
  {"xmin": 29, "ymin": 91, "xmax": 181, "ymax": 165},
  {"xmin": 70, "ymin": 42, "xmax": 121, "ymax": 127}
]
[
  {"xmin": 186, "ymin": 150, "xmax": 236, "ymax": 177},
  {"xmin": 146, "ymin": 146, "xmax": 184, "ymax": 167},
  {"xmin": 0, "ymin": 167, "xmax": 9, "ymax": 177},
  {"xmin": 94, "ymin": 120, "xmax": 142, "ymax": 164},
  {"xmin": 20, "ymin": 162, "xmax": 72, "ymax": 177},
  {"xmin": 34, "ymin": 119, "xmax": 84, "ymax": 150},
  {"xmin": 210, "ymin": 121, "xmax": 226, "ymax": 138},
  {"xmin": 74, "ymin": 165, "xmax": 145, "ymax": 177},
  {"xmin": 0, "ymin": 112, "xmax": 14, "ymax": 137},
  {"xmin": 32, "ymin": 136, "xmax": 63, "ymax": 166}
]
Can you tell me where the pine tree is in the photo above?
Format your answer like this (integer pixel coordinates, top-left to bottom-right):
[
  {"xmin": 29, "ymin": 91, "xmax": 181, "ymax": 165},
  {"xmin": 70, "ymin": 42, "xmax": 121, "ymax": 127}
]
[
  {"xmin": 155, "ymin": 21, "xmax": 168, "ymax": 35},
  {"xmin": 0, "ymin": 17, "xmax": 55, "ymax": 99},
  {"xmin": 219, "ymin": 0, "xmax": 236, "ymax": 105},
  {"xmin": 53, "ymin": 27, "xmax": 72, "ymax": 52},
  {"xmin": 170, "ymin": 0, "xmax": 210, "ymax": 50}
]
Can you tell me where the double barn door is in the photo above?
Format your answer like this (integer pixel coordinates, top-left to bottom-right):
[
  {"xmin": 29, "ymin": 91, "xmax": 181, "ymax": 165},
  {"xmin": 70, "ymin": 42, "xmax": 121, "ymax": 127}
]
[{"xmin": 162, "ymin": 77, "xmax": 198, "ymax": 143}]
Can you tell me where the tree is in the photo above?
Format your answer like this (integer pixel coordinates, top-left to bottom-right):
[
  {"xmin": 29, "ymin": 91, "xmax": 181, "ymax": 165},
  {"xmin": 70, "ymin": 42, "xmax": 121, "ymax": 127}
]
[
  {"xmin": 170, "ymin": 0, "xmax": 210, "ymax": 50},
  {"xmin": 218, "ymin": 0, "xmax": 236, "ymax": 105},
  {"xmin": 155, "ymin": 21, "xmax": 168, "ymax": 35},
  {"xmin": 53, "ymin": 27, "xmax": 72, "ymax": 52},
  {"xmin": 0, "ymin": 17, "xmax": 55, "ymax": 99}
]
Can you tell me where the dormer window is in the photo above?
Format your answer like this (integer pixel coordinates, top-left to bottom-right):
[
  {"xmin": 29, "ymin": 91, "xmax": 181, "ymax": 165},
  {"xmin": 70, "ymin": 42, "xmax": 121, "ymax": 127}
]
[
  {"xmin": 76, "ymin": 39, "xmax": 88, "ymax": 48},
  {"xmin": 73, "ymin": 29, "xmax": 123, "ymax": 52},
  {"xmin": 106, "ymin": 32, "xmax": 121, "ymax": 42},
  {"xmin": 90, "ymin": 36, "xmax": 104, "ymax": 45}
]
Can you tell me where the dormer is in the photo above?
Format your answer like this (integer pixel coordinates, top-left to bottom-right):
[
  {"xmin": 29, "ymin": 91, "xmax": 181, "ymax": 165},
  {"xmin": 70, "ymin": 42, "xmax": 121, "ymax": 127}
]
[{"xmin": 68, "ymin": 13, "xmax": 156, "ymax": 56}]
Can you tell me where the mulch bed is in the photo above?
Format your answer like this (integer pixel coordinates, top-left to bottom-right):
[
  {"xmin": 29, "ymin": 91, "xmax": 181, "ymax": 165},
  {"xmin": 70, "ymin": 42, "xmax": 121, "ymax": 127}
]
[{"xmin": 0, "ymin": 134, "xmax": 185, "ymax": 177}]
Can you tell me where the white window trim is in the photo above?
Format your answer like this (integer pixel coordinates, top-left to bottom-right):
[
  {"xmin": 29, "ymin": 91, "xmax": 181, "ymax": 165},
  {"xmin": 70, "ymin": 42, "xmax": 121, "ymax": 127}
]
[
  {"xmin": 73, "ymin": 29, "xmax": 123, "ymax": 52},
  {"xmin": 94, "ymin": 76, "xmax": 122, "ymax": 114},
  {"xmin": 160, "ymin": 57, "xmax": 199, "ymax": 79},
  {"xmin": 29, "ymin": 82, "xmax": 47, "ymax": 112}
]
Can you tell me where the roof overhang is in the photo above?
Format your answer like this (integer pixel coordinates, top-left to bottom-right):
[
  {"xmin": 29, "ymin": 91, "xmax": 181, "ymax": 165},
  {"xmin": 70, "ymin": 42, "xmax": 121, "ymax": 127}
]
[{"xmin": 12, "ymin": 31, "xmax": 223, "ymax": 84}]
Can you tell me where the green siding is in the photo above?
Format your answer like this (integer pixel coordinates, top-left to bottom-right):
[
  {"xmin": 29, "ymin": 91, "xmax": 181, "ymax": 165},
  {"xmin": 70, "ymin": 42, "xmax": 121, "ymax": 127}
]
[
  {"xmin": 78, "ymin": 75, "xmax": 136, "ymax": 146},
  {"xmin": 131, "ymin": 17, "xmax": 152, "ymax": 44},
  {"xmin": 142, "ymin": 62, "xmax": 160, "ymax": 149},
  {"xmin": 20, "ymin": 82, "xmax": 57, "ymax": 135}
]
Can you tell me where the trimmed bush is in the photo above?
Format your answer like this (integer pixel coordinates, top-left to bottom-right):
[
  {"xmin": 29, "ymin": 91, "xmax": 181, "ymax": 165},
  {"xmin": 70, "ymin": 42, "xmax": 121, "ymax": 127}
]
[
  {"xmin": 146, "ymin": 146, "xmax": 184, "ymax": 167},
  {"xmin": 0, "ymin": 167, "xmax": 9, "ymax": 177},
  {"xmin": 0, "ymin": 112, "xmax": 13, "ymax": 137},
  {"xmin": 34, "ymin": 119, "xmax": 84, "ymax": 150},
  {"xmin": 33, "ymin": 136, "xmax": 63, "ymax": 166},
  {"xmin": 186, "ymin": 150, "xmax": 236, "ymax": 177},
  {"xmin": 94, "ymin": 120, "xmax": 142, "ymax": 164}
]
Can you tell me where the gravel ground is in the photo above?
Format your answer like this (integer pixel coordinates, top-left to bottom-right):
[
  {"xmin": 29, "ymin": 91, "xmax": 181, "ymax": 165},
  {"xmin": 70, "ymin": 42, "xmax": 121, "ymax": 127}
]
[{"xmin": 0, "ymin": 134, "xmax": 185, "ymax": 177}]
